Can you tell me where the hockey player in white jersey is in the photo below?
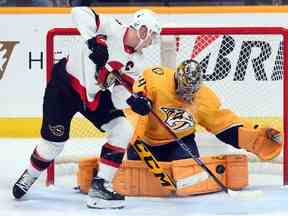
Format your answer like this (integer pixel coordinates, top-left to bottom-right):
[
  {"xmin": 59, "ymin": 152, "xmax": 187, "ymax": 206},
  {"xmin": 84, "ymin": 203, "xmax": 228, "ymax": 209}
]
[{"xmin": 12, "ymin": 7, "xmax": 160, "ymax": 209}]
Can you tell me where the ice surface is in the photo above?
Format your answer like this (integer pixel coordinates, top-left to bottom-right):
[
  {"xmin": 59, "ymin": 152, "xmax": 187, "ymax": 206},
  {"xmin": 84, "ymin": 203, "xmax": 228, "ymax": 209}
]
[{"xmin": 1, "ymin": 138, "xmax": 288, "ymax": 216}]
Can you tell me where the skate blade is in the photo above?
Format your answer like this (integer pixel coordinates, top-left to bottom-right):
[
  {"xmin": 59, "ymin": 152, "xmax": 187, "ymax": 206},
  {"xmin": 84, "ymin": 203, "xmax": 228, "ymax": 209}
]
[{"xmin": 86, "ymin": 197, "xmax": 124, "ymax": 209}]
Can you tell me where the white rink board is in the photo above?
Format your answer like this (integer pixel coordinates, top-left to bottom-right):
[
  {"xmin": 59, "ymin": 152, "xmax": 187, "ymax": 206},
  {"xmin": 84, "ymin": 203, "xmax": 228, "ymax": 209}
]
[{"xmin": 0, "ymin": 12, "xmax": 287, "ymax": 117}]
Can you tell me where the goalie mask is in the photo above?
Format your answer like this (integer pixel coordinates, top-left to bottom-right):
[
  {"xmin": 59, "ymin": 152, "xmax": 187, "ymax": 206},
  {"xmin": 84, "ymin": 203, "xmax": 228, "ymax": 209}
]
[
  {"xmin": 130, "ymin": 9, "xmax": 161, "ymax": 51},
  {"xmin": 175, "ymin": 59, "xmax": 202, "ymax": 102}
]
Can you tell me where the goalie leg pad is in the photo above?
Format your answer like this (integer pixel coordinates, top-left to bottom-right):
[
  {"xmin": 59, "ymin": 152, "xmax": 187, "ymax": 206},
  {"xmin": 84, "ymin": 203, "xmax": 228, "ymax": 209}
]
[
  {"xmin": 238, "ymin": 127, "xmax": 282, "ymax": 160},
  {"xmin": 172, "ymin": 155, "xmax": 248, "ymax": 196},
  {"xmin": 77, "ymin": 155, "xmax": 248, "ymax": 197},
  {"xmin": 77, "ymin": 157, "xmax": 173, "ymax": 196},
  {"xmin": 77, "ymin": 157, "xmax": 99, "ymax": 193},
  {"xmin": 225, "ymin": 154, "xmax": 248, "ymax": 190},
  {"xmin": 172, "ymin": 157, "xmax": 225, "ymax": 196},
  {"xmin": 113, "ymin": 160, "xmax": 173, "ymax": 197}
]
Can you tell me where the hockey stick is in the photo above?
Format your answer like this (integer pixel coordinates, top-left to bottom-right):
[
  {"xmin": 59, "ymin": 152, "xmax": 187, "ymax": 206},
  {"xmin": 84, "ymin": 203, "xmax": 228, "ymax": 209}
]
[
  {"xmin": 131, "ymin": 139, "xmax": 177, "ymax": 190},
  {"xmin": 111, "ymin": 70, "xmax": 262, "ymax": 198}
]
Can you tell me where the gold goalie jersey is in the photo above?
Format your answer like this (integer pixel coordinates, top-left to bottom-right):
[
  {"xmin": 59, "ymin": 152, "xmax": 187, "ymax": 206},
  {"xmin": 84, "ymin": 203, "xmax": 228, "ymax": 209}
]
[{"xmin": 131, "ymin": 66, "xmax": 246, "ymax": 145}]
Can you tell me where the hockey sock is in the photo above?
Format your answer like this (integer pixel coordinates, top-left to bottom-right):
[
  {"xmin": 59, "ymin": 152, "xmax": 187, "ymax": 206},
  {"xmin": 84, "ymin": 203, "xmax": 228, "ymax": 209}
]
[
  {"xmin": 28, "ymin": 148, "xmax": 52, "ymax": 178},
  {"xmin": 28, "ymin": 140, "xmax": 65, "ymax": 178},
  {"xmin": 97, "ymin": 143, "xmax": 125, "ymax": 181}
]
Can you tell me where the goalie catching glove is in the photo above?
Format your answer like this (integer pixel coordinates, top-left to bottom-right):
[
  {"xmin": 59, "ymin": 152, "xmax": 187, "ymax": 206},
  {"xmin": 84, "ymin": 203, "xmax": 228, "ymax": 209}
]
[
  {"xmin": 87, "ymin": 35, "xmax": 109, "ymax": 67},
  {"xmin": 238, "ymin": 126, "xmax": 282, "ymax": 161}
]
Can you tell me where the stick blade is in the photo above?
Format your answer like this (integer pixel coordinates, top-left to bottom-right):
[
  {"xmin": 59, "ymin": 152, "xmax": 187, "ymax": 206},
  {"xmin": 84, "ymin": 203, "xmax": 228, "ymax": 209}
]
[{"xmin": 227, "ymin": 189, "xmax": 263, "ymax": 199}]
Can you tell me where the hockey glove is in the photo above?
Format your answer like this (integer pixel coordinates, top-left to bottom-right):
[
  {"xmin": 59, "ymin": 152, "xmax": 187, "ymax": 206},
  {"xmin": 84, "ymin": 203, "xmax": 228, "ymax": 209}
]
[
  {"xmin": 238, "ymin": 127, "xmax": 282, "ymax": 160},
  {"xmin": 87, "ymin": 35, "xmax": 109, "ymax": 67},
  {"xmin": 127, "ymin": 93, "xmax": 152, "ymax": 116},
  {"xmin": 96, "ymin": 61, "xmax": 124, "ymax": 89}
]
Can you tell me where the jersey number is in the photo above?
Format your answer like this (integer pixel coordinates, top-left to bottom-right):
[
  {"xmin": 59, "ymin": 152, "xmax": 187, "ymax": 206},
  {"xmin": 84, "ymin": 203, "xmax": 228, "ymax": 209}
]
[{"xmin": 125, "ymin": 61, "xmax": 134, "ymax": 71}]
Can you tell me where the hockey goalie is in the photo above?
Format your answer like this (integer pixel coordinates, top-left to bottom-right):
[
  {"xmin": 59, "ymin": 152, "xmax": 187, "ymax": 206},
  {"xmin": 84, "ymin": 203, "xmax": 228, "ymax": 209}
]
[{"xmin": 78, "ymin": 59, "xmax": 283, "ymax": 197}]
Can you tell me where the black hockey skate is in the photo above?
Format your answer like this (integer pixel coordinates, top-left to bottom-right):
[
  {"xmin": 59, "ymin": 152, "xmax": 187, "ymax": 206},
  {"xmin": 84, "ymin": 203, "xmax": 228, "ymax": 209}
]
[
  {"xmin": 12, "ymin": 169, "xmax": 37, "ymax": 199},
  {"xmin": 86, "ymin": 177, "xmax": 125, "ymax": 209}
]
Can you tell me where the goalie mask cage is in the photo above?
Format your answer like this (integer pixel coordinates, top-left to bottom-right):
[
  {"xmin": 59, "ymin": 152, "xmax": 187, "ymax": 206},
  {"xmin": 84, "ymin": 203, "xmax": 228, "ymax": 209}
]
[{"xmin": 46, "ymin": 27, "xmax": 288, "ymax": 186}]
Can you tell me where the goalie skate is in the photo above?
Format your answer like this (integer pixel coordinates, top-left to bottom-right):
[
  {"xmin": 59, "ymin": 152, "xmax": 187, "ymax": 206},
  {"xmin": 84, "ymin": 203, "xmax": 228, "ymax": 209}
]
[
  {"xmin": 12, "ymin": 169, "xmax": 37, "ymax": 199},
  {"xmin": 86, "ymin": 177, "xmax": 125, "ymax": 209}
]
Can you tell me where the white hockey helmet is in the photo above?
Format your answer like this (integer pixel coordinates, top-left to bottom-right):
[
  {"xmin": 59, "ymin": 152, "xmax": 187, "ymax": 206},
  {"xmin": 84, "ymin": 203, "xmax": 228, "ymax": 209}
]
[
  {"xmin": 131, "ymin": 9, "xmax": 161, "ymax": 34},
  {"xmin": 175, "ymin": 59, "xmax": 202, "ymax": 102},
  {"xmin": 130, "ymin": 9, "xmax": 161, "ymax": 50}
]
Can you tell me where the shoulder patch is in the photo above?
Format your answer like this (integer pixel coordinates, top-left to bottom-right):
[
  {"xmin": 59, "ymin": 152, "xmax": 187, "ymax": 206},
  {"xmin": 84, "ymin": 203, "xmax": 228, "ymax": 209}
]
[{"xmin": 152, "ymin": 67, "xmax": 164, "ymax": 75}]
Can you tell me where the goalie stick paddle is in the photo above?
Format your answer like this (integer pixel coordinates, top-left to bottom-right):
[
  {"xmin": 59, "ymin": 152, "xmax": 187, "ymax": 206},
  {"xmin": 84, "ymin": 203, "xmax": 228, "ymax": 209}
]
[
  {"xmin": 131, "ymin": 140, "xmax": 177, "ymax": 190},
  {"xmin": 111, "ymin": 70, "xmax": 263, "ymax": 199}
]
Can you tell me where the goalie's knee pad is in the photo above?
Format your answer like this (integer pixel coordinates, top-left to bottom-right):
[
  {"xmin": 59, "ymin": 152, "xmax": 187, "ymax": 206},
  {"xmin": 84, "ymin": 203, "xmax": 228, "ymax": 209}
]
[
  {"xmin": 102, "ymin": 117, "xmax": 133, "ymax": 148},
  {"xmin": 238, "ymin": 127, "xmax": 282, "ymax": 160},
  {"xmin": 35, "ymin": 139, "xmax": 65, "ymax": 161}
]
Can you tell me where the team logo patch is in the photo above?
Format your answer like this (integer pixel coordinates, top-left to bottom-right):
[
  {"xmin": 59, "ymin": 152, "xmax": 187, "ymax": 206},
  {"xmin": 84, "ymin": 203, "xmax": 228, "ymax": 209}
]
[
  {"xmin": 160, "ymin": 107, "xmax": 195, "ymax": 131},
  {"xmin": 48, "ymin": 124, "xmax": 65, "ymax": 137}
]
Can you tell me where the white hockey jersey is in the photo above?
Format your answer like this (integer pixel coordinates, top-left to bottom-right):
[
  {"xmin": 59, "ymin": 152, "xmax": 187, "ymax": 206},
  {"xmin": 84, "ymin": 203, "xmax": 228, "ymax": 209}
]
[{"xmin": 66, "ymin": 7, "xmax": 148, "ymax": 111}]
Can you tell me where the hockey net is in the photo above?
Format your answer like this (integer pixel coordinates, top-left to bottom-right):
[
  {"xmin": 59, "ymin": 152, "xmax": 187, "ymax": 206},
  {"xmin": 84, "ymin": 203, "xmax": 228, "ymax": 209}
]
[{"xmin": 46, "ymin": 27, "xmax": 288, "ymax": 186}]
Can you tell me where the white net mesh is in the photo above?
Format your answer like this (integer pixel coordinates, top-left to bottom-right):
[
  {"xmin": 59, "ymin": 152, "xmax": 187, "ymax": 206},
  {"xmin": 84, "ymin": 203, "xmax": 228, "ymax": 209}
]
[{"xmin": 146, "ymin": 34, "xmax": 283, "ymax": 122}]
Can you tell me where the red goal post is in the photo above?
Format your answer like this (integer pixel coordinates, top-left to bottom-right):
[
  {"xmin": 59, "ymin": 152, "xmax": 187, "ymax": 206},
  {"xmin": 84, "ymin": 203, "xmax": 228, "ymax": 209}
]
[{"xmin": 46, "ymin": 26, "xmax": 288, "ymax": 186}]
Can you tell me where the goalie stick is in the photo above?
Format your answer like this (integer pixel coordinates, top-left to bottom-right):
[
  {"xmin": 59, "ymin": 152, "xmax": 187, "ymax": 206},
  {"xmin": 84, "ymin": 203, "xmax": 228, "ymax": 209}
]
[
  {"xmin": 110, "ymin": 70, "xmax": 262, "ymax": 198},
  {"xmin": 131, "ymin": 139, "xmax": 177, "ymax": 190}
]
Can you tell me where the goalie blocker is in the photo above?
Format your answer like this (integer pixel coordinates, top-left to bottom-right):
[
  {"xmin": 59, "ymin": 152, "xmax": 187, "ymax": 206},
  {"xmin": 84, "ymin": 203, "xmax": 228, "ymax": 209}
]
[{"xmin": 77, "ymin": 154, "xmax": 248, "ymax": 197}]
